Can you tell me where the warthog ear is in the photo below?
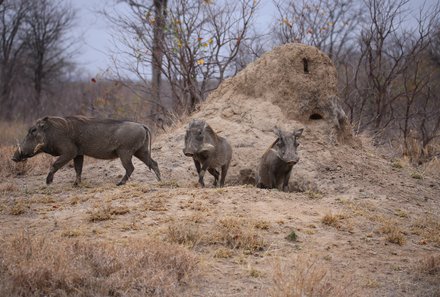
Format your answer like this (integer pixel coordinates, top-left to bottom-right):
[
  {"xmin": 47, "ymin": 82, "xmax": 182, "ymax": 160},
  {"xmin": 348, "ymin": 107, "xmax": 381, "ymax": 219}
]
[
  {"xmin": 273, "ymin": 126, "xmax": 282, "ymax": 138},
  {"xmin": 37, "ymin": 117, "xmax": 49, "ymax": 130},
  {"xmin": 293, "ymin": 128, "xmax": 304, "ymax": 138}
]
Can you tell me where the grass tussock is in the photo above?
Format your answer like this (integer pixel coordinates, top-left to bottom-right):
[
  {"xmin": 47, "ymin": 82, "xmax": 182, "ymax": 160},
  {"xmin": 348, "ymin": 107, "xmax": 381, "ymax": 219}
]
[
  {"xmin": 9, "ymin": 199, "xmax": 30, "ymax": 215},
  {"xmin": 144, "ymin": 195, "xmax": 168, "ymax": 211},
  {"xmin": 166, "ymin": 221, "xmax": 203, "ymax": 248},
  {"xmin": 321, "ymin": 213, "xmax": 346, "ymax": 228},
  {"xmin": 0, "ymin": 233, "xmax": 199, "ymax": 297},
  {"xmin": 268, "ymin": 257, "xmax": 355, "ymax": 297},
  {"xmin": 211, "ymin": 217, "xmax": 266, "ymax": 252},
  {"xmin": 379, "ymin": 222, "xmax": 406, "ymax": 246},
  {"xmin": 87, "ymin": 204, "xmax": 129, "ymax": 222},
  {"xmin": 411, "ymin": 215, "xmax": 440, "ymax": 246},
  {"xmin": 418, "ymin": 254, "xmax": 440, "ymax": 276}
]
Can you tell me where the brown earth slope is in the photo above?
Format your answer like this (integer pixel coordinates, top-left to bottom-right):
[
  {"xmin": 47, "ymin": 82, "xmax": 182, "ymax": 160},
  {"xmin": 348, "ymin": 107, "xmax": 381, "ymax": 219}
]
[{"xmin": 0, "ymin": 43, "xmax": 439, "ymax": 297}]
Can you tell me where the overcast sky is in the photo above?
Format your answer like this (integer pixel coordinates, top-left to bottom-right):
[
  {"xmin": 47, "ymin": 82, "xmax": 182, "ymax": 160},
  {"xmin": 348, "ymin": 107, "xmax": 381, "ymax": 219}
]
[{"xmin": 71, "ymin": 0, "xmax": 438, "ymax": 77}]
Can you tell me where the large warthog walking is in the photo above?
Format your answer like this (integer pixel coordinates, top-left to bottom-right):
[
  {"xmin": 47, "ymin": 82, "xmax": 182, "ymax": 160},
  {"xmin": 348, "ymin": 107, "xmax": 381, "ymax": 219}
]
[
  {"xmin": 256, "ymin": 127, "xmax": 303, "ymax": 191},
  {"xmin": 183, "ymin": 119, "xmax": 232, "ymax": 187},
  {"xmin": 12, "ymin": 116, "xmax": 161, "ymax": 186}
]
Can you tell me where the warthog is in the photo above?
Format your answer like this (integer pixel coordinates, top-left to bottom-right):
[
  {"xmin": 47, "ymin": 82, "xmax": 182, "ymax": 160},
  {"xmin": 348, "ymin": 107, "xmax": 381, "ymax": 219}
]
[
  {"xmin": 183, "ymin": 119, "xmax": 232, "ymax": 187},
  {"xmin": 256, "ymin": 127, "xmax": 304, "ymax": 191},
  {"xmin": 12, "ymin": 116, "xmax": 161, "ymax": 186}
]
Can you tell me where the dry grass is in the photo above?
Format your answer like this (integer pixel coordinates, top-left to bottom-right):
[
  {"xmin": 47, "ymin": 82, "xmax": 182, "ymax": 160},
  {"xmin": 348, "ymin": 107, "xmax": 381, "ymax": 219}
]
[
  {"xmin": 9, "ymin": 199, "xmax": 30, "ymax": 215},
  {"xmin": 321, "ymin": 212, "xmax": 346, "ymax": 228},
  {"xmin": 144, "ymin": 194, "xmax": 168, "ymax": 211},
  {"xmin": 211, "ymin": 217, "xmax": 266, "ymax": 252},
  {"xmin": 87, "ymin": 203, "xmax": 129, "ymax": 222},
  {"xmin": 418, "ymin": 254, "xmax": 440, "ymax": 276},
  {"xmin": 0, "ymin": 121, "xmax": 27, "ymax": 145},
  {"xmin": 0, "ymin": 233, "xmax": 199, "ymax": 297},
  {"xmin": 166, "ymin": 221, "xmax": 203, "ymax": 248},
  {"xmin": 267, "ymin": 257, "xmax": 355, "ymax": 297},
  {"xmin": 411, "ymin": 214, "xmax": 440, "ymax": 246},
  {"xmin": 379, "ymin": 221, "xmax": 406, "ymax": 246}
]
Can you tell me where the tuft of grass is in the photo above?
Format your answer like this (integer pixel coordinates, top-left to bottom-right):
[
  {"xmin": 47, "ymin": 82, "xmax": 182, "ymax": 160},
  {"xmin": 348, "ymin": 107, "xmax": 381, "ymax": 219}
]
[
  {"xmin": 418, "ymin": 254, "xmax": 440, "ymax": 276},
  {"xmin": 254, "ymin": 219, "xmax": 271, "ymax": 230},
  {"xmin": 144, "ymin": 194, "xmax": 168, "ymax": 211},
  {"xmin": 305, "ymin": 190, "xmax": 323, "ymax": 199},
  {"xmin": 411, "ymin": 215, "xmax": 440, "ymax": 246},
  {"xmin": 410, "ymin": 172, "xmax": 423, "ymax": 179},
  {"xmin": 0, "ymin": 233, "xmax": 199, "ymax": 297},
  {"xmin": 9, "ymin": 200, "xmax": 29, "ymax": 215},
  {"xmin": 88, "ymin": 204, "xmax": 112, "ymax": 222},
  {"xmin": 268, "ymin": 257, "xmax": 355, "ymax": 297},
  {"xmin": 286, "ymin": 230, "xmax": 298, "ymax": 242},
  {"xmin": 166, "ymin": 221, "xmax": 203, "ymax": 248},
  {"xmin": 213, "ymin": 248, "xmax": 234, "ymax": 259},
  {"xmin": 211, "ymin": 217, "xmax": 266, "ymax": 252},
  {"xmin": 391, "ymin": 160, "xmax": 403, "ymax": 169},
  {"xmin": 61, "ymin": 229, "xmax": 83, "ymax": 238},
  {"xmin": 249, "ymin": 267, "xmax": 264, "ymax": 278},
  {"xmin": 379, "ymin": 222, "xmax": 406, "ymax": 246},
  {"xmin": 322, "ymin": 213, "xmax": 343, "ymax": 228}
]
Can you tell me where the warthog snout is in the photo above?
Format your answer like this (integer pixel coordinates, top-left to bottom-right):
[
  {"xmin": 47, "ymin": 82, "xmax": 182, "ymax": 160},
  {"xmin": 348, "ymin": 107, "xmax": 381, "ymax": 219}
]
[
  {"xmin": 183, "ymin": 148, "xmax": 194, "ymax": 157},
  {"xmin": 12, "ymin": 150, "xmax": 23, "ymax": 162}
]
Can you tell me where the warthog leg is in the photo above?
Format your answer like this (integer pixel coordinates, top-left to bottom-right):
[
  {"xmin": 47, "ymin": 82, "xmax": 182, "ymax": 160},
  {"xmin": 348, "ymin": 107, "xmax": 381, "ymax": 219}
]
[
  {"xmin": 134, "ymin": 149, "xmax": 161, "ymax": 181},
  {"xmin": 46, "ymin": 153, "xmax": 76, "ymax": 185},
  {"xmin": 73, "ymin": 155, "xmax": 84, "ymax": 186},
  {"xmin": 208, "ymin": 168, "xmax": 219, "ymax": 186},
  {"xmin": 282, "ymin": 169, "xmax": 292, "ymax": 192},
  {"xmin": 198, "ymin": 163, "xmax": 209, "ymax": 188},
  {"xmin": 117, "ymin": 150, "xmax": 134, "ymax": 186},
  {"xmin": 219, "ymin": 163, "xmax": 230, "ymax": 188}
]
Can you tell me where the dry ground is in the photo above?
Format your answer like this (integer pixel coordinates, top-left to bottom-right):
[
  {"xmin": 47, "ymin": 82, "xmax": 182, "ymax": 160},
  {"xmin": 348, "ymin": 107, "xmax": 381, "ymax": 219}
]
[{"xmin": 0, "ymin": 141, "xmax": 439, "ymax": 297}]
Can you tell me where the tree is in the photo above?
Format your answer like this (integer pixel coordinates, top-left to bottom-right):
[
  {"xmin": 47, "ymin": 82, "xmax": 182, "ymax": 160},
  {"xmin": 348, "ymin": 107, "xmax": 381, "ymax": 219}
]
[
  {"xmin": 272, "ymin": 0, "xmax": 362, "ymax": 61},
  {"xmin": 0, "ymin": 0, "xmax": 28, "ymax": 120},
  {"xmin": 23, "ymin": 0, "xmax": 76, "ymax": 112},
  {"xmin": 107, "ymin": 0, "xmax": 259, "ymax": 118}
]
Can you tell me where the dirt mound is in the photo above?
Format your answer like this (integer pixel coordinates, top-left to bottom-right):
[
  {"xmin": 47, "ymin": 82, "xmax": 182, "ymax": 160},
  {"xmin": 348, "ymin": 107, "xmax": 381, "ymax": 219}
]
[{"xmin": 153, "ymin": 43, "xmax": 360, "ymax": 192}]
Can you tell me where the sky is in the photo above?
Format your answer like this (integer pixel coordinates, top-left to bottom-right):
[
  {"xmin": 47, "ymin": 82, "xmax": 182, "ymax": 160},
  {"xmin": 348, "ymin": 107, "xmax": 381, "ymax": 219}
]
[{"xmin": 71, "ymin": 0, "xmax": 438, "ymax": 77}]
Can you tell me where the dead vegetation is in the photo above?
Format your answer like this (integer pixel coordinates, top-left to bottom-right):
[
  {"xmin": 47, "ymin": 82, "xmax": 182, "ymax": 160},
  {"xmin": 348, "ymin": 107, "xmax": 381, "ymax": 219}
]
[
  {"xmin": 268, "ymin": 257, "xmax": 355, "ymax": 297},
  {"xmin": 0, "ymin": 233, "xmax": 199, "ymax": 297}
]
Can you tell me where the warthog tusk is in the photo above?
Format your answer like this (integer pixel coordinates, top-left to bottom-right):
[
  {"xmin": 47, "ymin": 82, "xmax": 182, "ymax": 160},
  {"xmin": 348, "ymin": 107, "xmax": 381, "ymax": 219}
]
[
  {"xmin": 33, "ymin": 143, "xmax": 44, "ymax": 154},
  {"xmin": 200, "ymin": 143, "xmax": 215, "ymax": 153},
  {"xmin": 16, "ymin": 139, "xmax": 22, "ymax": 154}
]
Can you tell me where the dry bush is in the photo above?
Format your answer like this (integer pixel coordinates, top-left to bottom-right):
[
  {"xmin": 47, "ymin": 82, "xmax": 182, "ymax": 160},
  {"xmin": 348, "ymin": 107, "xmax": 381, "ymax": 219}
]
[
  {"xmin": 0, "ymin": 233, "xmax": 199, "ymax": 297},
  {"xmin": 267, "ymin": 257, "xmax": 355, "ymax": 297},
  {"xmin": 211, "ymin": 217, "xmax": 266, "ymax": 252},
  {"xmin": 0, "ymin": 146, "xmax": 51, "ymax": 177},
  {"xmin": 411, "ymin": 215, "xmax": 440, "ymax": 246}
]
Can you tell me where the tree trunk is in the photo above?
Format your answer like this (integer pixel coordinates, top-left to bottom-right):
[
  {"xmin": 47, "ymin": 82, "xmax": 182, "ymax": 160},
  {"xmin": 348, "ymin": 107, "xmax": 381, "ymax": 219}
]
[{"xmin": 151, "ymin": 0, "xmax": 167, "ymax": 120}]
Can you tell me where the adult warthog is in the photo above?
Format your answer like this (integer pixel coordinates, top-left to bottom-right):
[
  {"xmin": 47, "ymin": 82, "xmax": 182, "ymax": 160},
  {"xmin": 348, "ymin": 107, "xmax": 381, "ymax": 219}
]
[
  {"xmin": 12, "ymin": 116, "xmax": 161, "ymax": 186},
  {"xmin": 183, "ymin": 119, "xmax": 232, "ymax": 187},
  {"xmin": 256, "ymin": 127, "xmax": 303, "ymax": 191}
]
